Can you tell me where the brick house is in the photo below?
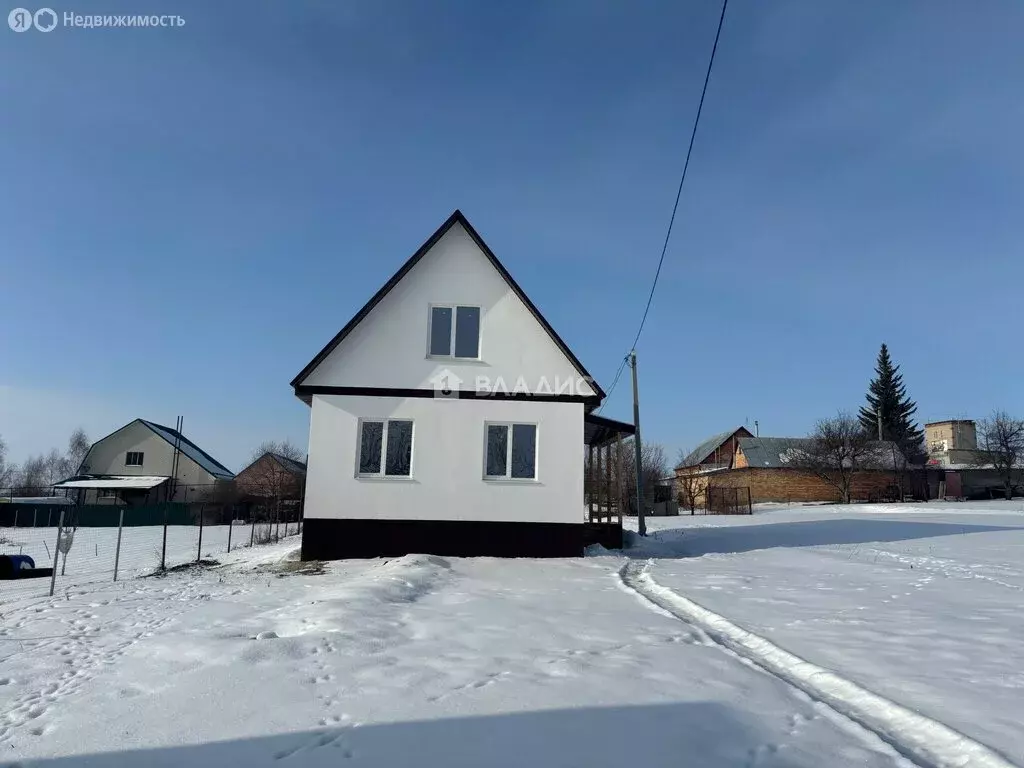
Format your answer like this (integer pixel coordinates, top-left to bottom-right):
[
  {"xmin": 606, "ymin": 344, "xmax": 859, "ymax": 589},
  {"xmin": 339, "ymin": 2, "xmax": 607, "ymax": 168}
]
[
  {"xmin": 675, "ymin": 430, "xmax": 904, "ymax": 506},
  {"xmin": 234, "ymin": 452, "xmax": 307, "ymax": 507},
  {"xmin": 711, "ymin": 436, "xmax": 901, "ymax": 504}
]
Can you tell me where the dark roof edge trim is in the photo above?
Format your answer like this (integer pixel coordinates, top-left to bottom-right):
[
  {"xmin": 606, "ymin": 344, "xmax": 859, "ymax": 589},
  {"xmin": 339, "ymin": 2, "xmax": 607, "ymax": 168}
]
[
  {"xmin": 295, "ymin": 385, "xmax": 599, "ymax": 404},
  {"xmin": 289, "ymin": 210, "xmax": 606, "ymax": 400}
]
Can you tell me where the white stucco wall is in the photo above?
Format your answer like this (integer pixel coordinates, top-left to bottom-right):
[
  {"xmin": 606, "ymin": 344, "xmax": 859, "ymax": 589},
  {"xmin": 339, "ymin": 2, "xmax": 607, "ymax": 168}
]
[
  {"xmin": 302, "ymin": 222, "xmax": 595, "ymax": 397},
  {"xmin": 304, "ymin": 395, "xmax": 584, "ymax": 524}
]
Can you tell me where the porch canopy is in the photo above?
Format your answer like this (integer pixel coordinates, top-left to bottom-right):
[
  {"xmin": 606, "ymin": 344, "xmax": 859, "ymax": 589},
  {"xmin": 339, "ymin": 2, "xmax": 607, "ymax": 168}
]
[
  {"xmin": 52, "ymin": 475, "xmax": 170, "ymax": 490},
  {"xmin": 584, "ymin": 413, "xmax": 635, "ymax": 447}
]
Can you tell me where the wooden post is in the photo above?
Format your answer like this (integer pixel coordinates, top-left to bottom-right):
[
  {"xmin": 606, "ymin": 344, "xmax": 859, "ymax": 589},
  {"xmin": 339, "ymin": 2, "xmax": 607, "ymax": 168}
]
[
  {"xmin": 196, "ymin": 503, "xmax": 205, "ymax": 562},
  {"xmin": 615, "ymin": 437, "xmax": 624, "ymax": 519},
  {"xmin": 747, "ymin": 486, "xmax": 752, "ymax": 514},
  {"xmin": 113, "ymin": 508, "xmax": 125, "ymax": 581},
  {"xmin": 226, "ymin": 509, "xmax": 233, "ymax": 553},
  {"xmin": 587, "ymin": 444, "xmax": 595, "ymax": 521},
  {"xmin": 604, "ymin": 443, "xmax": 613, "ymax": 524},
  {"xmin": 49, "ymin": 510, "xmax": 64, "ymax": 597},
  {"xmin": 594, "ymin": 443, "xmax": 603, "ymax": 521},
  {"xmin": 161, "ymin": 506, "xmax": 168, "ymax": 571}
]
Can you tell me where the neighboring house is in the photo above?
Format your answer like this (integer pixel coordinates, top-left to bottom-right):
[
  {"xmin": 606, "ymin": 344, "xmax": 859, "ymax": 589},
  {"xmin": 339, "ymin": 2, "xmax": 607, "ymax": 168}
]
[
  {"xmin": 235, "ymin": 452, "xmax": 307, "ymax": 504},
  {"xmin": 291, "ymin": 210, "xmax": 633, "ymax": 559},
  {"xmin": 673, "ymin": 427, "xmax": 753, "ymax": 508},
  {"xmin": 710, "ymin": 436, "xmax": 902, "ymax": 504},
  {"xmin": 925, "ymin": 419, "xmax": 984, "ymax": 467},
  {"xmin": 53, "ymin": 419, "xmax": 234, "ymax": 505}
]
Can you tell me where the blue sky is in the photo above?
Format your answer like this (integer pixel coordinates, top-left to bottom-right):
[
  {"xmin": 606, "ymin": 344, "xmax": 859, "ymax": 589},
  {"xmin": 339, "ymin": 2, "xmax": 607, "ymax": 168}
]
[{"xmin": 2, "ymin": 0, "xmax": 1022, "ymax": 471}]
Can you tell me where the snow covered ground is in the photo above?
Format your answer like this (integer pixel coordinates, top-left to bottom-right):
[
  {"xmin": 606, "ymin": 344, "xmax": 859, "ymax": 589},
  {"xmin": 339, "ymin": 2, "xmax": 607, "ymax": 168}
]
[
  {"xmin": 2, "ymin": 501, "xmax": 1022, "ymax": 767},
  {"xmin": 0, "ymin": 523, "xmax": 298, "ymax": 603}
]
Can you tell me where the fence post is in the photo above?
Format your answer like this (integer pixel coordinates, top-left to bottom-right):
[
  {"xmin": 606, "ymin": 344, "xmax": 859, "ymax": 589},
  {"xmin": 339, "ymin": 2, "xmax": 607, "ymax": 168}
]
[
  {"xmin": 13, "ymin": 509, "xmax": 17, "ymax": 528},
  {"xmin": 49, "ymin": 509, "xmax": 65, "ymax": 597},
  {"xmin": 226, "ymin": 508, "xmax": 233, "ymax": 553},
  {"xmin": 250, "ymin": 516, "xmax": 256, "ymax": 548},
  {"xmin": 275, "ymin": 508, "xmax": 280, "ymax": 543},
  {"xmin": 161, "ymin": 506, "xmax": 168, "ymax": 571},
  {"xmin": 113, "ymin": 508, "xmax": 125, "ymax": 581},
  {"xmin": 47, "ymin": 509, "xmax": 52, "ymax": 527},
  {"xmin": 33, "ymin": 509, "xmax": 37, "ymax": 527},
  {"xmin": 747, "ymin": 487, "xmax": 752, "ymax": 514},
  {"xmin": 197, "ymin": 503, "xmax": 205, "ymax": 562}
]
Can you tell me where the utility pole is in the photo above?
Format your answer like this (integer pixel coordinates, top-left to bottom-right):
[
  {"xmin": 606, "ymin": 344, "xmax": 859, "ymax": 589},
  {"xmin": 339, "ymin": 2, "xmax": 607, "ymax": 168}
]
[
  {"xmin": 629, "ymin": 350, "xmax": 646, "ymax": 537},
  {"xmin": 876, "ymin": 406, "xmax": 883, "ymax": 442}
]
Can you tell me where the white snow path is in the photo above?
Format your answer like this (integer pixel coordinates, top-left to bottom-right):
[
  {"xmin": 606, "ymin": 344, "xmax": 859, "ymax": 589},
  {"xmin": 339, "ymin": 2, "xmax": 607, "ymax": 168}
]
[{"xmin": 619, "ymin": 559, "xmax": 1018, "ymax": 768}]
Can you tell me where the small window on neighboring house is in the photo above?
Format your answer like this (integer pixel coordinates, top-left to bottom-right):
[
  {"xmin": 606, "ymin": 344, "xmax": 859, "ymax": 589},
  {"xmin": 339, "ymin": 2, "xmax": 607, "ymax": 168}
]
[
  {"xmin": 429, "ymin": 305, "xmax": 480, "ymax": 359},
  {"xmin": 484, "ymin": 423, "xmax": 537, "ymax": 480},
  {"xmin": 358, "ymin": 419, "xmax": 414, "ymax": 477},
  {"xmin": 125, "ymin": 451, "xmax": 144, "ymax": 467}
]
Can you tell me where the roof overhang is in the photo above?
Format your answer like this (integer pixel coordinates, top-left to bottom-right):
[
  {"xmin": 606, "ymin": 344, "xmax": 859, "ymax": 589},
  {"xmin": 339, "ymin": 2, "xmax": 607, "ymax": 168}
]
[
  {"xmin": 585, "ymin": 413, "xmax": 635, "ymax": 447},
  {"xmin": 52, "ymin": 475, "xmax": 171, "ymax": 490}
]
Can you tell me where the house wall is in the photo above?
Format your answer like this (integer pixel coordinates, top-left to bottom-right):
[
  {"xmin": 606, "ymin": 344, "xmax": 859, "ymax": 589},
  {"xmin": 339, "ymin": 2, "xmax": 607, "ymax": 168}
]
[
  {"xmin": 708, "ymin": 468, "xmax": 896, "ymax": 503},
  {"xmin": 301, "ymin": 222, "xmax": 595, "ymax": 397},
  {"xmin": 305, "ymin": 394, "xmax": 584, "ymax": 524},
  {"xmin": 80, "ymin": 421, "xmax": 218, "ymax": 504},
  {"xmin": 926, "ymin": 421, "xmax": 977, "ymax": 452}
]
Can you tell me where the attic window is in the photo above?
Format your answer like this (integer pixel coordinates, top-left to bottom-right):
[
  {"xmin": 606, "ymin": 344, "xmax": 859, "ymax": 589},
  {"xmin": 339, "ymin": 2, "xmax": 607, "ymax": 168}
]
[
  {"xmin": 125, "ymin": 451, "xmax": 144, "ymax": 467},
  {"xmin": 429, "ymin": 305, "xmax": 480, "ymax": 359}
]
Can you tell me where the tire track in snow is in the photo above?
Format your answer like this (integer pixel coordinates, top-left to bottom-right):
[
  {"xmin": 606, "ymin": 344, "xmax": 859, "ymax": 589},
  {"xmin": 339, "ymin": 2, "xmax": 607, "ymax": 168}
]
[{"xmin": 618, "ymin": 559, "xmax": 1018, "ymax": 768}]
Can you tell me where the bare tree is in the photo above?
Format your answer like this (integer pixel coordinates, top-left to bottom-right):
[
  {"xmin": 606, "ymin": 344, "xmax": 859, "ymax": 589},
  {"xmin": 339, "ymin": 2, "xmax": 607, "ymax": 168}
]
[
  {"xmin": 976, "ymin": 411, "xmax": 1024, "ymax": 500},
  {"xmin": 250, "ymin": 440, "xmax": 304, "ymax": 465},
  {"xmin": 800, "ymin": 413, "xmax": 875, "ymax": 504},
  {"xmin": 0, "ymin": 434, "xmax": 14, "ymax": 490},
  {"xmin": 65, "ymin": 428, "xmax": 90, "ymax": 476},
  {"xmin": 616, "ymin": 440, "xmax": 668, "ymax": 514},
  {"xmin": 237, "ymin": 440, "xmax": 307, "ymax": 526},
  {"xmin": 14, "ymin": 454, "xmax": 49, "ymax": 496},
  {"xmin": 674, "ymin": 447, "xmax": 706, "ymax": 513}
]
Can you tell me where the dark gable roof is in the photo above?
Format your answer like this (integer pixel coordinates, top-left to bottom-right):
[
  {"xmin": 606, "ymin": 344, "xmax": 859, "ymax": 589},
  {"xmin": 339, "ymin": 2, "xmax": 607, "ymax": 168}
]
[
  {"xmin": 139, "ymin": 420, "xmax": 235, "ymax": 479},
  {"xmin": 290, "ymin": 210, "xmax": 606, "ymax": 400},
  {"xmin": 676, "ymin": 426, "xmax": 751, "ymax": 469},
  {"xmin": 269, "ymin": 452, "xmax": 307, "ymax": 474}
]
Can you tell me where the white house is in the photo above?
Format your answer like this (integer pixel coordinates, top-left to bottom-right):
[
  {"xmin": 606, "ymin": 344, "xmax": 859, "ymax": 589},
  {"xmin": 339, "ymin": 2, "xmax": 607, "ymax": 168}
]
[
  {"xmin": 53, "ymin": 419, "xmax": 234, "ymax": 505},
  {"xmin": 292, "ymin": 210, "xmax": 633, "ymax": 559}
]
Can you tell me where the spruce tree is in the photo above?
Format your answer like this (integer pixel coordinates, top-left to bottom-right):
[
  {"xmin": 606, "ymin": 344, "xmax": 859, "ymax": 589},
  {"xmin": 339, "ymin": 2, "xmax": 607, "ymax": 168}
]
[{"xmin": 859, "ymin": 344, "xmax": 924, "ymax": 458}]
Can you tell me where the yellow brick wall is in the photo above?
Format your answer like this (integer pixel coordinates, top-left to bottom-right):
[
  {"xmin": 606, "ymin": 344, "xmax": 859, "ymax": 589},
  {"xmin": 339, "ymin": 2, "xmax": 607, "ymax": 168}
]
[{"xmin": 708, "ymin": 468, "xmax": 895, "ymax": 503}]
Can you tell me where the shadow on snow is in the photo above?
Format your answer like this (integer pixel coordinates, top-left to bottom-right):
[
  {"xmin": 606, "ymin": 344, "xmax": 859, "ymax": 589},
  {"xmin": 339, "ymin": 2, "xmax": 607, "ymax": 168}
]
[
  {"xmin": 627, "ymin": 518, "xmax": 1022, "ymax": 559},
  {"xmin": 11, "ymin": 701, "xmax": 809, "ymax": 768}
]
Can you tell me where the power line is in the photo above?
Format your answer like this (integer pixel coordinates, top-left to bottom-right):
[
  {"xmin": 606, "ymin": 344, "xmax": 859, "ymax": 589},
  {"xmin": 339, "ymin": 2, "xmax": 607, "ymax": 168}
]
[{"xmin": 598, "ymin": 0, "xmax": 730, "ymax": 413}]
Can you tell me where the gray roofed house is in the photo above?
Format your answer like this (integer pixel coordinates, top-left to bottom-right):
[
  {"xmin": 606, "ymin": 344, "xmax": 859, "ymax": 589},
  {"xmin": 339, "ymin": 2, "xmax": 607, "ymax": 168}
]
[
  {"xmin": 676, "ymin": 426, "xmax": 753, "ymax": 471},
  {"xmin": 736, "ymin": 437, "xmax": 903, "ymax": 470}
]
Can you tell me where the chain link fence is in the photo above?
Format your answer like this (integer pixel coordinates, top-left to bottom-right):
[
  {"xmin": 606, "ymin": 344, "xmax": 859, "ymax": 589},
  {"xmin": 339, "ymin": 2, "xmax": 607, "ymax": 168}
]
[{"xmin": 0, "ymin": 502, "xmax": 303, "ymax": 604}]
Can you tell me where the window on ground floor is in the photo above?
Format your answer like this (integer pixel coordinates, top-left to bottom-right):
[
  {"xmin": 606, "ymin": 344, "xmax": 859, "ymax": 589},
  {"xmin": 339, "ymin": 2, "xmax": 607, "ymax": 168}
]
[
  {"xmin": 358, "ymin": 419, "xmax": 414, "ymax": 477},
  {"xmin": 484, "ymin": 423, "xmax": 537, "ymax": 480}
]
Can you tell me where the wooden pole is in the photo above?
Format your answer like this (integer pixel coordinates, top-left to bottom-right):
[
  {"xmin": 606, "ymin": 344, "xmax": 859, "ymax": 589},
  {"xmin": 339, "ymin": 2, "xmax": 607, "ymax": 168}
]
[
  {"xmin": 113, "ymin": 508, "xmax": 125, "ymax": 581},
  {"xmin": 197, "ymin": 503, "xmax": 205, "ymax": 562},
  {"xmin": 587, "ymin": 444, "xmax": 595, "ymax": 522},
  {"xmin": 629, "ymin": 350, "xmax": 646, "ymax": 536},
  {"xmin": 604, "ymin": 443, "xmax": 613, "ymax": 524},
  {"xmin": 594, "ymin": 443, "xmax": 603, "ymax": 521},
  {"xmin": 615, "ymin": 437, "xmax": 624, "ymax": 519},
  {"xmin": 49, "ymin": 509, "xmax": 64, "ymax": 597}
]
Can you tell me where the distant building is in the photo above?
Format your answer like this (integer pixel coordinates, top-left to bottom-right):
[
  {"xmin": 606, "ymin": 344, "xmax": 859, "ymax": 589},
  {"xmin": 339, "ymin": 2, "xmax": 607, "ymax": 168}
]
[
  {"xmin": 235, "ymin": 452, "xmax": 307, "ymax": 504},
  {"xmin": 53, "ymin": 419, "xmax": 234, "ymax": 505},
  {"xmin": 925, "ymin": 420, "xmax": 982, "ymax": 467}
]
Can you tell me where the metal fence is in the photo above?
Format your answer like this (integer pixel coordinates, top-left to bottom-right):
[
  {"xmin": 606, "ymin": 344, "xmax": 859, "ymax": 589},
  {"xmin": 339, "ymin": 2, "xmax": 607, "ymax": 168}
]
[
  {"xmin": 0, "ymin": 502, "xmax": 303, "ymax": 604},
  {"xmin": 703, "ymin": 487, "xmax": 753, "ymax": 515}
]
